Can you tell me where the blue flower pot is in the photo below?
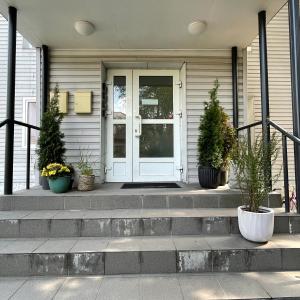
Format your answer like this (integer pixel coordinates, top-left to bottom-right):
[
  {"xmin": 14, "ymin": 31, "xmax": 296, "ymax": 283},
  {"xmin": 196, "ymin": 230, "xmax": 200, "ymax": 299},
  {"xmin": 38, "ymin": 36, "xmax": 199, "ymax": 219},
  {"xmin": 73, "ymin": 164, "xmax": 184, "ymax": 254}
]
[{"xmin": 48, "ymin": 176, "xmax": 71, "ymax": 194}]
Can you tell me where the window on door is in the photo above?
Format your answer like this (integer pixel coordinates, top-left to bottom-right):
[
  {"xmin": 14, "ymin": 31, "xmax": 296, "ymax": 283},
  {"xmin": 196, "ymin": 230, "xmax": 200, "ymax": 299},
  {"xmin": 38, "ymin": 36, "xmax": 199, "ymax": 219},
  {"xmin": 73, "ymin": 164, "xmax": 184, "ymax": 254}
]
[
  {"xmin": 139, "ymin": 76, "xmax": 174, "ymax": 158},
  {"xmin": 139, "ymin": 76, "xmax": 173, "ymax": 120}
]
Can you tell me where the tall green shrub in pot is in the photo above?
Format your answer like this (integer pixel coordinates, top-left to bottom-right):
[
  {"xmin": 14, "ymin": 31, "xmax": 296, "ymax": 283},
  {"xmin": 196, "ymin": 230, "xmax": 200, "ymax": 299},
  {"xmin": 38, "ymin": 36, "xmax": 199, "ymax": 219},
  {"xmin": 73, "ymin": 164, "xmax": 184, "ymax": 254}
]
[
  {"xmin": 37, "ymin": 84, "xmax": 66, "ymax": 189},
  {"xmin": 197, "ymin": 80, "xmax": 235, "ymax": 188}
]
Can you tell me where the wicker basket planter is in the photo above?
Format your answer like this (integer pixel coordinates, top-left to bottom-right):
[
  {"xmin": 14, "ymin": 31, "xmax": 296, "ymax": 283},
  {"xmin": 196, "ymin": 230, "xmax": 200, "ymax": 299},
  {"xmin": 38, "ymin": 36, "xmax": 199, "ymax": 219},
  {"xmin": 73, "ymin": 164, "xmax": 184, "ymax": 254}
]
[{"xmin": 78, "ymin": 175, "xmax": 95, "ymax": 191}]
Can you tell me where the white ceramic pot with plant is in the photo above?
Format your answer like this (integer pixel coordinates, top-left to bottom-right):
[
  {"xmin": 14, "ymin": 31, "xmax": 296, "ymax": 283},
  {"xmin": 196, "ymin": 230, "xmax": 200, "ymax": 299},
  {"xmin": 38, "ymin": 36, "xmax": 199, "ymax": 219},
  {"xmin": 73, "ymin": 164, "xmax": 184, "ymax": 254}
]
[
  {"xmin": 232, "ymin": 133, "xmax": 280, "ymax": 243},
  {"xmin": 238, "ymin": 206, "xmax": 274, "ymax": 242},
  {"xmin": 77, "ymin": 152, "xmax": 95, "ymax": 191}
]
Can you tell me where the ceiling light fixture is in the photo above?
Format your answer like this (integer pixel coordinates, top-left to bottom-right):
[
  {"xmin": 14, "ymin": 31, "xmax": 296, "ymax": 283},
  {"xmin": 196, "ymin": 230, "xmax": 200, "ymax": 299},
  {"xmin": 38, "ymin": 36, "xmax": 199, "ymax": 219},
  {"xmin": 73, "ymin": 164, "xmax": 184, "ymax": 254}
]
[
  {"xmin": 74, "ymin": 20, "xmax": 95, "ymax": 36},
  {"xmin": 188, "ymin": 21, "xmax": 207, "ymax": 35}
]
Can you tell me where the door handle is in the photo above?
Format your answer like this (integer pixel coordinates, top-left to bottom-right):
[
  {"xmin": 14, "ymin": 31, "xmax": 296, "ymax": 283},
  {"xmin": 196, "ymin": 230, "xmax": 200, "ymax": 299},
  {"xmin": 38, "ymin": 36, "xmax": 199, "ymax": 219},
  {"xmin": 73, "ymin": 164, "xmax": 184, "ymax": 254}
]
[{"xmin": 135, "ymin": 115, "xmax": 142, "ymax": 137}]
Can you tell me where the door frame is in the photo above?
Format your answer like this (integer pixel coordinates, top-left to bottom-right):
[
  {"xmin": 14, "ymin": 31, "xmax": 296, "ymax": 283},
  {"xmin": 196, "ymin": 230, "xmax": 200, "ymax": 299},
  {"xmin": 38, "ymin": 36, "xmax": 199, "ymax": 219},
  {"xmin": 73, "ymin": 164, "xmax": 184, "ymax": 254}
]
[
  {"xmin": 132, "ymin": 69, "xmax": 181, "ymax": 182},
  {"xmin": 105, "ymin": 68, "xmax": 183, "ymax": 182},
  {"xmin": 106, "ymin": 69, "xmax": 133, "ymax": 182}
]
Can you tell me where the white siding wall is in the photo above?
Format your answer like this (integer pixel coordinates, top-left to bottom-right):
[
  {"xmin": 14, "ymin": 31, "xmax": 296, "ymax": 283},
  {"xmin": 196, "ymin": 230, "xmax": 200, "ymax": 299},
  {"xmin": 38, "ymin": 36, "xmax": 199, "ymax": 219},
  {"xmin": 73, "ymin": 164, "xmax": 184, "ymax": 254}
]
[
  {"xmin": 0, "ymin": 15, "xmax": 36, "ymax": 192},
  {"xmin": 247, "ymin": 4, "xmax": 294, "ymax": 188},
  {"xmin": 186, "ymin": 55, "xmax": 244, "ymax": 183},
  {"xmin": 49, "ymin": 51, "xmax": 102, "ymax": 181},
  {"xmin": 49, "ymin": 50, "xmax": 244, "ymax": 184}
]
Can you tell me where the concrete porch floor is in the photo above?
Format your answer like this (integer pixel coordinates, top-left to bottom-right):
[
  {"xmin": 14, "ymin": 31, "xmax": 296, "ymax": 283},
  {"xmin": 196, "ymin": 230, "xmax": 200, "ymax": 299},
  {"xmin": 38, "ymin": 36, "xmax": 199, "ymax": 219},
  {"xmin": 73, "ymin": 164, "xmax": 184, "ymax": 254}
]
[
  {"xmin": 1, "ymin": 272, "xmax": 300, "ymax": 300},
  {"xmin": 14, "ymin": 183, "xmax": 235, "ymax": 196},
  {"xmin": 0, "ymin": 183, "xmax": 282, "ymax": 211}
]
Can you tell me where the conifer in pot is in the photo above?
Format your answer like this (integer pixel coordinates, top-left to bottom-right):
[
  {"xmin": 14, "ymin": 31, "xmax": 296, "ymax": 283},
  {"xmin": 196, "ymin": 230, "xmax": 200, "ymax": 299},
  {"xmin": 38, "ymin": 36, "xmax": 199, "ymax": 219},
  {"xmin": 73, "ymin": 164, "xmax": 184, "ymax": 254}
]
[
  {"xmin": 36, "ymin": 84, "xmax": 66, "ymax": 189},
  {"xmin": 197, "ymin": 80, "xmax": 235, "ymax": 188}
]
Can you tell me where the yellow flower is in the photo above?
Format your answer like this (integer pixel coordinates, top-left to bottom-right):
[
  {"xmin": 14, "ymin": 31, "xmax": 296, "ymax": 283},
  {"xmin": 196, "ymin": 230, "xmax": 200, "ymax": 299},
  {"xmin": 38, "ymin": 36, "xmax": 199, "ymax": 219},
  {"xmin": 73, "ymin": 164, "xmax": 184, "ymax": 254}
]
[
  {"xmin": 49, "ymin": 170, "xmax": 57, "ymax": 176},
  {"xmin": 41, "ymin": 168, "xmax": 48, "ymax": 177},
  {"xmin": 60, "ymin": 166, "xmax": 70, "ymax": 173},
  {"xmin": 47, "ymin": 163, "xmax": 63, "ymax": 170}
]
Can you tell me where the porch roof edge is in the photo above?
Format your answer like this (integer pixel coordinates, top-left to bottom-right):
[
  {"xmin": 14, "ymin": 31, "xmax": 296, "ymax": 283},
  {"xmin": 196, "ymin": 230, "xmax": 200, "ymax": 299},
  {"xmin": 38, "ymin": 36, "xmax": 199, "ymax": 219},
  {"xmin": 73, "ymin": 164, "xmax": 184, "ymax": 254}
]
[{"xmin": 49, "ymin": 49, "xmax": 244, "ymax": 58}]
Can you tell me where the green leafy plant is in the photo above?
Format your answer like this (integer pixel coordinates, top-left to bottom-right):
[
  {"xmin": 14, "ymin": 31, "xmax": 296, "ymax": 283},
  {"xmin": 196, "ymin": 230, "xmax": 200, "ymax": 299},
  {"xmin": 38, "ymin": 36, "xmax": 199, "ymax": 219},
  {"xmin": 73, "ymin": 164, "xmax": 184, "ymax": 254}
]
[
  {"xmin": 77, "ymin": 152, "xmax": 94, "ymax": 176},
  {"xmin": 37, "ymin": 84, "xmax": 65, "ymax": 171},
  {"xmin": 232, "ymin": 133, "xmax": 281, "ymax": 212},
  {"xmin": 198, "ymin": 80, "xmax": 235, "ymax": 169}
]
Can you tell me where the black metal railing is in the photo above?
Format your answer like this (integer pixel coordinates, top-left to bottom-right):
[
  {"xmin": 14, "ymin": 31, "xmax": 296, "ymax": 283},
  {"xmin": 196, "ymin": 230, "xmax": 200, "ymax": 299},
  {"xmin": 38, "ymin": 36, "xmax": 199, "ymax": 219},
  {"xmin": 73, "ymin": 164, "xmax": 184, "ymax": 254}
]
[
  {"xmin": 0, "ymin": 119, "xmax": 40, "ymax": 190},
  {"xmin": 237, "ymin": 119, "xmax": 300, "ymax": 213}
]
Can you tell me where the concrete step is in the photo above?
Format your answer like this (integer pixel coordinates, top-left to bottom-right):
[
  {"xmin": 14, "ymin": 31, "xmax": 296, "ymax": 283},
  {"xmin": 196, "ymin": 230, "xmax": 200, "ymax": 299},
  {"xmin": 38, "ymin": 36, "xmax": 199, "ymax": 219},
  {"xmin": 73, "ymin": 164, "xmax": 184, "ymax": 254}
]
[
  {"xmin": 1, "ymin": 272, "xmax": 299, "ymax": 299},
  {"xmin": 0, "ymin": 190, "xmax": 282, "ymax": 210},
  {"xmin": 0, "ymin": 234, "xmax": 299, "ymax": 276},
  {"xmin": 0, "ymin": 209, "xmax": 298, "ymax": 238}
]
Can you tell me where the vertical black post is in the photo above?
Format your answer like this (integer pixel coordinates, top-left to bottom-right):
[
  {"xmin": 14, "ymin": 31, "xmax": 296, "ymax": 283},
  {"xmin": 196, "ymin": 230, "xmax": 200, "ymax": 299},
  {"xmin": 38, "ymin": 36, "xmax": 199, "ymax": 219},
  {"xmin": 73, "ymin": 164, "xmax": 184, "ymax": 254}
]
[
  {"xmin": 282, "ymin": 135, "xmax": 290, "ymax": 212},
  {"xmin": 4, "ymin": 7, "xmax": 17, "ymax": 195},
  {"xmin": 41, "ymin": 45, "xmax": 49, "ymax": 114},
  {"xmin": 258, "ymin": 10, "xmax": 272, "ymax": 189},
  {"xmin": 232, "ymin": 46, "xmax": 239, "ymax": 128},
  {"xmin": 26, "ymin": 128, "xmax": 31, "ymax": 190},
  {"xmin": 288, "ymin": 0, "xmax": 300, "ymax": 213},
  {"xmin": 247, "ymin": 127, "xmax": 251, "ymax": 151}
]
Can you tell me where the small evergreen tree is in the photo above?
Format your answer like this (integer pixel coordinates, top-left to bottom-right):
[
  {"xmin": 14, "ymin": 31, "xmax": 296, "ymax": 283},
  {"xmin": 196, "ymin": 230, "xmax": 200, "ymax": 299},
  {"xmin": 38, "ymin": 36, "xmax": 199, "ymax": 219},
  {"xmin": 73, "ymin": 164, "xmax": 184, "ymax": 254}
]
[
  {"xmin": 198, "ymin": 80, "xmax": 235, "ymax": 169},
  {"xmin": 37, "ymin": 84, "xmax": 66, "ymax": 171}
]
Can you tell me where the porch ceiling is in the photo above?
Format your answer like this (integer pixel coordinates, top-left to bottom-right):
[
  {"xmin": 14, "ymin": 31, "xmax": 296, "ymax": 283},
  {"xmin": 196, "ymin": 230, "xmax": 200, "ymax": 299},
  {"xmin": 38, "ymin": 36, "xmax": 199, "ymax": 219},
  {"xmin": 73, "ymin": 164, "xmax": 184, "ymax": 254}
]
[{"xmin": 0, "ymin": 0, "xmax": 287, "ymax": 49}]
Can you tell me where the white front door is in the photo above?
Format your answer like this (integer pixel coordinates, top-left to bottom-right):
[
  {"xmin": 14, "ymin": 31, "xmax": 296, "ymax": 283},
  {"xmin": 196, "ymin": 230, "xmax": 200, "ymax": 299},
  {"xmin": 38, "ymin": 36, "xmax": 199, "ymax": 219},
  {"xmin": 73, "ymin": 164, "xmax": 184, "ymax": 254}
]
[{"xmin": 106, "ymin": 69, "xmax": 181, "ymax": 182}]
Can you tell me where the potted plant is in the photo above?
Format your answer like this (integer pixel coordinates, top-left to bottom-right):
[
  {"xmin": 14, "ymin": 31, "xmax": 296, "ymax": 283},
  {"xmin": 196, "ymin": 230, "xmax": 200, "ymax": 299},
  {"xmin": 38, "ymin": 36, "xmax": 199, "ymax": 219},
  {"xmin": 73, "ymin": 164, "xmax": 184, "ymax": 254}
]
[
  {"xmin": 197, "ymin": 80, "xmax": 235, "ymax": 188},
  {"xmin": 41, "ymin": 163, "xmax": 71, "ymax": 193},
  {"xmin": 232, "ymin": 133, "xmax": 280, "ymax": 242},
  {"xmin": 37, "ymin": 84, "xmax": 66, "ymax": 190},
  {"xmin": 76, "ymin": 153, "xmax": 95, "ymax": 191}
]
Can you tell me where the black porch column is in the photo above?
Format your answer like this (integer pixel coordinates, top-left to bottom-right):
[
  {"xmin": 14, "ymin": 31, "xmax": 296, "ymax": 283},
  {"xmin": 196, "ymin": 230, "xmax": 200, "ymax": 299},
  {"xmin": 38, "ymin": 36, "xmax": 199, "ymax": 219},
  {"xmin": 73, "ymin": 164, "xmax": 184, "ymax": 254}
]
[
  {"xmin": 258, "ymin": 11, "xmax": 271, "ymax": 145},
  {"xmin": 41, "ymin": 45, "xmax": 49, "ymax": 114},
  {"xmin": 4, "ymin": 7, "xmax": 17, "ymax": 195},
  {"xmin": 258, "ymin": 10, "xmax": 272, "ymax": 188},
  {"xmin": 288, "ymin": 0, "xmax": 300, "ymax": 213},
  {"xmin": 232, "ymin": 47, "xmax": 239, "ymax": 128}
]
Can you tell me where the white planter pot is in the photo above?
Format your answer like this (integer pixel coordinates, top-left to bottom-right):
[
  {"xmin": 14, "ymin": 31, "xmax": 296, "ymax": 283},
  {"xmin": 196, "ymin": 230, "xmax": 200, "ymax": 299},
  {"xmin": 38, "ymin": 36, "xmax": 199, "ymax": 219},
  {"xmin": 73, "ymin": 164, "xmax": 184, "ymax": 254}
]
[{"xmin": 237, "ymin": 205, "xmax": 274, "ymax": 243}]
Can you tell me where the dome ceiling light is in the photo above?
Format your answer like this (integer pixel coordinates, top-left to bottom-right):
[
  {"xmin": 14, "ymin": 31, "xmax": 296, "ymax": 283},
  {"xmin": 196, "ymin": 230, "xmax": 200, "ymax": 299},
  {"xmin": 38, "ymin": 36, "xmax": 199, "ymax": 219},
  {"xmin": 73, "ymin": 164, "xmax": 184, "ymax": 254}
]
[
  {"xmin": 188, "ymin": 21, "xmax": 207, "ymax": 35},
  {"xmin": 74, "ymin": 21, "xmax": 95, "ymax": 36}
]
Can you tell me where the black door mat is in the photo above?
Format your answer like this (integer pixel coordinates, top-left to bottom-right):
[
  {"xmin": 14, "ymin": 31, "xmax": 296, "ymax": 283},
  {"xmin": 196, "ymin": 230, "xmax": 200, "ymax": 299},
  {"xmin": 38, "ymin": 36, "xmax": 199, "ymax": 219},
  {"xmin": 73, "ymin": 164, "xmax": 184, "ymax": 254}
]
[{"xmin": 121, "ymin": 182, "xmax": 181, "ymax": 189}]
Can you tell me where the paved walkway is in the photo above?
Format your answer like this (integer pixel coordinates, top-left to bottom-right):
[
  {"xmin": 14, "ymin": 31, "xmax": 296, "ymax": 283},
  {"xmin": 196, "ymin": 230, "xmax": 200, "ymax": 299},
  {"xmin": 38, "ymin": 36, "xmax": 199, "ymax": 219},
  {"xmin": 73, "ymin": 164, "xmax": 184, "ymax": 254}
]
[{"xmin": 1, "ymin": 272, "xmax": 300, "ymax": 300}]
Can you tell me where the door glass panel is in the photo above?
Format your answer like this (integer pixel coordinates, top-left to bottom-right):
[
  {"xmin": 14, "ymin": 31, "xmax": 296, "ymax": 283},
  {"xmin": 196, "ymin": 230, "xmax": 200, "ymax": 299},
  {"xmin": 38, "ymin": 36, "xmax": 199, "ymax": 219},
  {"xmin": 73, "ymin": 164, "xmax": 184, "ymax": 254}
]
[
  {"xmin": 139, "ymin": 76, "xmax": 173, "ymax": 119},
  {"xmin": 140, "ymin": 124, "xmax": 173, "ymax": 157},
  {"xmin": 113, "ymin": 76, "xmax": 126, "ymax": 119},
  {"xmin": 113, "ymin": 124, "xmax": 126, "ymax": 158}
]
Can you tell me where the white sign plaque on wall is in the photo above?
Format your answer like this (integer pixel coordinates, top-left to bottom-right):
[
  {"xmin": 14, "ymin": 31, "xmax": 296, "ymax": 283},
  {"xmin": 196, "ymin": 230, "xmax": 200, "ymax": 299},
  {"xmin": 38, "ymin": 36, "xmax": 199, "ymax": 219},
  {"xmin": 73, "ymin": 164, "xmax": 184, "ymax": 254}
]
[{"xmin": 141, "ymin": 99, "xmax": 158, "ymax": 106}]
